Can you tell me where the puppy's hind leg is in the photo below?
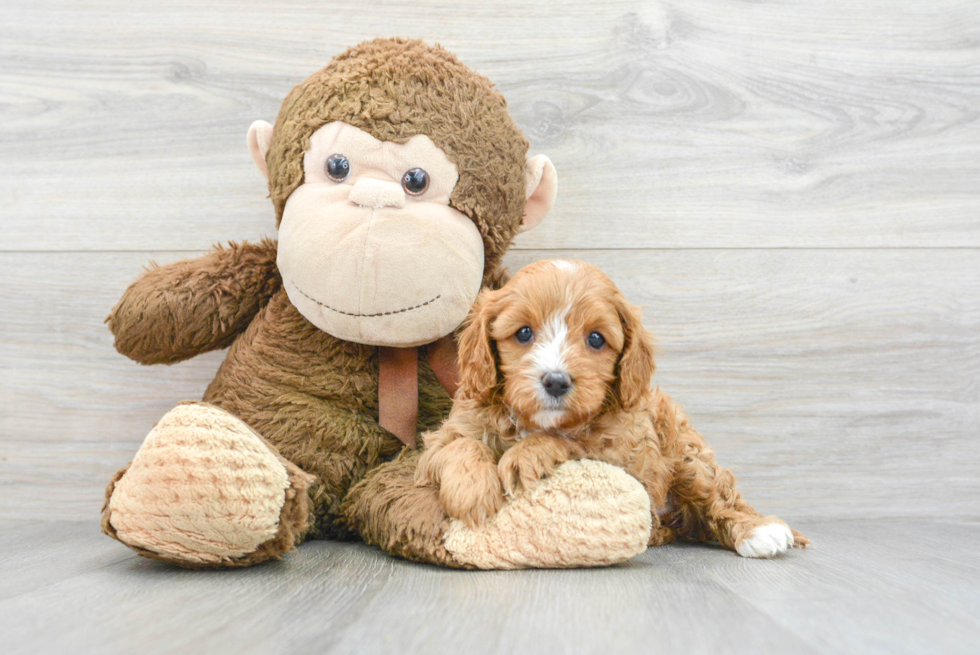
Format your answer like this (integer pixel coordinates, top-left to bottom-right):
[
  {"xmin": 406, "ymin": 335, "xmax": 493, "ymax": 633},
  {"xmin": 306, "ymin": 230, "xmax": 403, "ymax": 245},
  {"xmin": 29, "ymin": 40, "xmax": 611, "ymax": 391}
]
[
  {"xmin": 658, "ymin": 396, "xmax": 808, "ymax": 558},
  {"xmin": 671, "ymin": 442, "xmax": 809, "ymax": 557}
]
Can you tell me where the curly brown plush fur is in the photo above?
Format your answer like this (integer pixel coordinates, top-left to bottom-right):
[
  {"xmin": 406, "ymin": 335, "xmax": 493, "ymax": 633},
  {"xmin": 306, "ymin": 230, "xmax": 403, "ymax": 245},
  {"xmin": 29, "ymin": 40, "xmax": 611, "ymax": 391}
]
[
  {"xmin": 101, "ymin": 39, "xmax": 532, "ymax": 565},
  {"xmin": 267, "ymin": 37, "xmax": 529, "ymax": 282}
]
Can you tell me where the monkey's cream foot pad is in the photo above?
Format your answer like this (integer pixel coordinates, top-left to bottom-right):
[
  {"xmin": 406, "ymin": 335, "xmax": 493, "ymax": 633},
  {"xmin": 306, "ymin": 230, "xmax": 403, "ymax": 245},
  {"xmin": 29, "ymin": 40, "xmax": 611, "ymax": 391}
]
[
  {"xmin": 106, "ymin": 402, "xmax": 290, "ymax": 566},
  {"xmin": 444, "ymin": 460, "xmax": 652, "ymax": 569}
]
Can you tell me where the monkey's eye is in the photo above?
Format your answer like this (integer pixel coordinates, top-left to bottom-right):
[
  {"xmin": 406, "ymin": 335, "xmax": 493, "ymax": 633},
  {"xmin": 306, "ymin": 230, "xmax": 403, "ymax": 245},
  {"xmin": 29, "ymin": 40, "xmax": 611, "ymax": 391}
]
[
  {"xmin": 586, "ymin": 331, "xmax": 606, "ymax": 350},
  {"xmin": 326, "ymin": 154, "xmax": 350, "ymax": 182},
  {"xmin": 515, "ymin": 326, "xmax": 534, "ymax": 344},
  {"xmin": 402, "ymin": 168, "xmax": 429, "ymax": 196}
]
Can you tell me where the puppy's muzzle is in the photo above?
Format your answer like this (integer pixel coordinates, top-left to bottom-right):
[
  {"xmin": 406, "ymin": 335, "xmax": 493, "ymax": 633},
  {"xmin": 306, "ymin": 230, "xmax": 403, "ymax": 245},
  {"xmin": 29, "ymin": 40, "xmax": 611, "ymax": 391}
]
[{"xmin": 542, "ymin": 371, "xmax": 572, "ymax": 398}]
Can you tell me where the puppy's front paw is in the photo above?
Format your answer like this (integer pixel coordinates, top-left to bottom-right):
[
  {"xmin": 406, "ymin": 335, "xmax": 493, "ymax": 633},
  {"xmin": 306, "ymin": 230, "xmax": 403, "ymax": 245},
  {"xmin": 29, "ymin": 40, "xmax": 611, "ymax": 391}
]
[
  {"xmin": 498, "ymin": 444, "xmax": 564, "ymax": 497},
  {"xmin": 735, "ymin": 522, "xmax": 795, "ymax": 558},
  {"xmin": 440, "ymin": 466, "xmax": 504, "ymax": 529}
]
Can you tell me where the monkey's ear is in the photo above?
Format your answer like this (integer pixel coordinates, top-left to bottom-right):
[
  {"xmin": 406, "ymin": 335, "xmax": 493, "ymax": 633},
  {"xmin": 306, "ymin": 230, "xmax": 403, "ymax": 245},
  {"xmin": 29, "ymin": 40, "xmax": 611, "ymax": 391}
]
[
  {"xmin": 247, "ymin": 120, "xmax": 274, "ymax": 180},
  {"xmin": 518, "ymin": 155, "xmax": 557, "ymax": 233}
]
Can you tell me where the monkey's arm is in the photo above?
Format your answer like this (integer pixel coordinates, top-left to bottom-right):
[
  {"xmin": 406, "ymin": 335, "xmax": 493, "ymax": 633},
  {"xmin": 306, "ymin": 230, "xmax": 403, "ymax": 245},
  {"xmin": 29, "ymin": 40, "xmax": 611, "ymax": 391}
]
[{"xmin": 108, "ymin": 239, "xmax": 281, "ymax": 365}]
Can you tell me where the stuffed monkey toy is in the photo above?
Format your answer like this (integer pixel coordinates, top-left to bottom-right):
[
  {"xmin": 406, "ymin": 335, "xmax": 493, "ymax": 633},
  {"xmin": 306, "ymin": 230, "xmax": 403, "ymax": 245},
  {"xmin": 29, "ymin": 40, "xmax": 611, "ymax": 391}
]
[{"xmin": 100, "ymin": 38, "xmax": 652, "ymax": 569}]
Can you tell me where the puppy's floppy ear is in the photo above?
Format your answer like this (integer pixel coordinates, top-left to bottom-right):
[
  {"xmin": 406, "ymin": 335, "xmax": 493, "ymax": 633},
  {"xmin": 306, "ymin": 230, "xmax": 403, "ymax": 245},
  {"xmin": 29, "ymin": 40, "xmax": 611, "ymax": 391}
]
[
  {"xmin": 457, "ymin": 289, "xmax": 501, "ymax": 403},
  {"xmin": 614, "ymin": 297, "xmax": 656, "ymax": 410}
]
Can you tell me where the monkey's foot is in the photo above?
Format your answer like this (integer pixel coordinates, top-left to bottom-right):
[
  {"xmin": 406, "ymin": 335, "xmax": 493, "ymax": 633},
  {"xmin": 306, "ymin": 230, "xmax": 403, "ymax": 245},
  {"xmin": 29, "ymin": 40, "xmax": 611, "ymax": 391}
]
[
  {"xmin": 444, "ymin": 460, "xmax": 652, "ymax": 569},
  {"xmin": 102, "ymin": 402, "xmax": 313, "ymax": 568}
]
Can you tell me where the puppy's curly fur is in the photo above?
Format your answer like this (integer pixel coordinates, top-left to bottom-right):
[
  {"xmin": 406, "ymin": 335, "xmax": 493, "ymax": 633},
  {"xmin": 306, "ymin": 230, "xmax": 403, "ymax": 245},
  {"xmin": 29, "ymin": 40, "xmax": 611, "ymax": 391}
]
[{"xmin": 417, "ymin": 260, "xmax": 809, "ymax": 558}]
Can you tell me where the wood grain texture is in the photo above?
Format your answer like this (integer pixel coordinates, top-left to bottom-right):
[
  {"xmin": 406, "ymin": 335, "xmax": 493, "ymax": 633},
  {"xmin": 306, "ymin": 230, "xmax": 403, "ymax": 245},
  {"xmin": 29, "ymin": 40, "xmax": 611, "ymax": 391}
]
[
  {"xmin": 0, "ymin": 520, "xmax": 136, "ymax": 601},
  {"xmin": 1, "ymin": 1, "xmax": 978, "ymax": 527},
  {"xmin": 1, "ymin": 0, "xmax": 979, "ymax": 250},
  {"xmin": 2, "ymin": 248, "xmax": 977, "ymax": 520},
  {"xmin": 1, "ymin": 519, "xmax": 978, "ymax": 655},
  {"xmin": 2, "ymin": 2, "xmax": 977, "ymax": 650}
]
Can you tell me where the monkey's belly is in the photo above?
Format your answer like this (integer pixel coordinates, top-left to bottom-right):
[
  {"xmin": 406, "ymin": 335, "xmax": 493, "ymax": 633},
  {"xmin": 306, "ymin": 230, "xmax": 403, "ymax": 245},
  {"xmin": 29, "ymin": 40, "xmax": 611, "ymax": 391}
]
[{"xmin": 202, "ymin": 290, "xmax": 451, "ymax": 533}]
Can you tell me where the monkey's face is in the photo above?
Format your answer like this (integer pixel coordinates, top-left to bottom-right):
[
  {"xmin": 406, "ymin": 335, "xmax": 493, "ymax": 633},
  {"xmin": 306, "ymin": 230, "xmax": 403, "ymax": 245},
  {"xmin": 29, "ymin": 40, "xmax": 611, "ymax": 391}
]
[{"xmin": 276, "ymin": 122, "xmax": 485, "ymax": 347}]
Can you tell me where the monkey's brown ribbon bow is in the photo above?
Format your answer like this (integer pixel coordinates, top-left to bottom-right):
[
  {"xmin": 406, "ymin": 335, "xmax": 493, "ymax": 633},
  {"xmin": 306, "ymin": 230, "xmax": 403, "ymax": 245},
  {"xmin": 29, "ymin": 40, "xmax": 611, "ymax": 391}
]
[{"xmin": 378, "ymin": 335, "xmax": 459, "ymax": 449}]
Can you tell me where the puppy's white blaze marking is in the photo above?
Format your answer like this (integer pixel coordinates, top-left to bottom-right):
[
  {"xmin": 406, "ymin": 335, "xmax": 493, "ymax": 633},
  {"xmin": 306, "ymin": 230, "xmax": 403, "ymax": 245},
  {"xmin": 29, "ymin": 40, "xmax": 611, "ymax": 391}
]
[
  {"xmin": 530, "ymin": 304, "xmax": 571, "ymax": 377},
  {"xmin": 533, "ymin": 410, "xmax": 566, "ymax": 430},
  {"xmin": 550, "ymin": 260, "xmax": 578, "ymax": 272},
  {"xmin": 736, "ymin": 523, "xmax": 795, "ymax": 559}
]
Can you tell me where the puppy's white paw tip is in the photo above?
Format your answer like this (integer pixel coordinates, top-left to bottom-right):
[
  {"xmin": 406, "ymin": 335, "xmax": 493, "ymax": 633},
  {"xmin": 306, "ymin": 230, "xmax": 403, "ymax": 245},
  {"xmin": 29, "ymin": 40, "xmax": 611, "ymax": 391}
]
[{"xmin": 736, "ymin": 523, "xmax": 794, "ymax": 559}]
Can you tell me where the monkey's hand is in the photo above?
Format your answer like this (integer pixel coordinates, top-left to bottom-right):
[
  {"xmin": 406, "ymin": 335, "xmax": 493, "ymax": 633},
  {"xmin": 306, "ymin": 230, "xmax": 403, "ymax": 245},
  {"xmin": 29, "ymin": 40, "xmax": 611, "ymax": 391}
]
[{"xmin": 108, "ymin": 239, "xmax": 280, "ymax": 364}]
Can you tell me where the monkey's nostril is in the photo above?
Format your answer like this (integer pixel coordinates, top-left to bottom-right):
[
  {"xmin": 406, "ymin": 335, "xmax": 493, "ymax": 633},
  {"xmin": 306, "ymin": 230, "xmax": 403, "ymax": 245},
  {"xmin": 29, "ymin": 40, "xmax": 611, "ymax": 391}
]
[{"xmin": 542, "ymin": 371, "xmax": 572, "ymax": 398}]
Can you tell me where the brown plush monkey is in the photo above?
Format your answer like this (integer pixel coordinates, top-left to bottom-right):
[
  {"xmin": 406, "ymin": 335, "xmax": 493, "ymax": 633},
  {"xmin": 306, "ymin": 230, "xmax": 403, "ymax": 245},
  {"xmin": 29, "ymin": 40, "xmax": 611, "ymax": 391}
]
[{"xmin": 100, "ymin": 38, "xmax": 652, "ymax": 569}]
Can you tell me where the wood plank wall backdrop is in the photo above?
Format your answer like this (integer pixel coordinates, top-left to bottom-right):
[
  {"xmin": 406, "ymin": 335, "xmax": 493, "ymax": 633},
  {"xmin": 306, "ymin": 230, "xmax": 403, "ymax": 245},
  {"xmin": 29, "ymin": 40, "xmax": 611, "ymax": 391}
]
[{"xmin": 1, "ymin": 0, "xmax": 978, "ymax": 522}]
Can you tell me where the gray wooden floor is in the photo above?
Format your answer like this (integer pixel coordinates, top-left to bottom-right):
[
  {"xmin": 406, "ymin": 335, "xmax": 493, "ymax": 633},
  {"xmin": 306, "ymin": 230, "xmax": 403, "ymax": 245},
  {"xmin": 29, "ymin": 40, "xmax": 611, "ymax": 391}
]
[{"xmin": 1, "ymin": 519, "xmax": 978, "ymax": 655}]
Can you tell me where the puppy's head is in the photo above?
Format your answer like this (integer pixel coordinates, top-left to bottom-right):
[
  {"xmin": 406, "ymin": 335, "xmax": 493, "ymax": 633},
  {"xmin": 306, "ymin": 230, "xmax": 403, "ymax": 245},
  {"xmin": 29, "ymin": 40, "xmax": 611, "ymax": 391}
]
[{"xmin": 457, "ymin": 260, "xmax": 655, "ymax": 431}]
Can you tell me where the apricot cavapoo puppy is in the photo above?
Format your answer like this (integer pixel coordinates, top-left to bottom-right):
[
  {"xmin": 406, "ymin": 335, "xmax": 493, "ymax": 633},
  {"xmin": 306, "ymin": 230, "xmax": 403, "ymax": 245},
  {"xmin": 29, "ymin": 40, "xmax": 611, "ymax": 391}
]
[{"xmin": 416, "ymin": 260, "xmax": 808, "ymax": 558}]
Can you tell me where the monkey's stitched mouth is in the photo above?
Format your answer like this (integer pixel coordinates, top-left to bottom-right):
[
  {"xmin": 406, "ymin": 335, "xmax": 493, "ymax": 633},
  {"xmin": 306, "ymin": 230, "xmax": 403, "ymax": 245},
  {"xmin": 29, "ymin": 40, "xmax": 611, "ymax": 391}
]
[{"xmin": 289, "ymin": 280, "xmax": 441, "ymax": 318}]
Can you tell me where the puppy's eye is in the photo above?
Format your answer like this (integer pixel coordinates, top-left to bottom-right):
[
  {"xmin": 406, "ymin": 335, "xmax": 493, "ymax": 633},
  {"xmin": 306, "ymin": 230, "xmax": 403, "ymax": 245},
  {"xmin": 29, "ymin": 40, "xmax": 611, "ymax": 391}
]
[
  {"xmin": 326, "ymin": 154, "xmax": 350, "ymax": 182},
  {"xmin": 587, "ymin": 331, "xmax": 605, "ymax": 350},
  {"xmin": 402, "ymin": 168, "xmax": 429, "ymax": 195},
  {"xmin": 515, "ymin": 326, "xmax": 534, "ymax": 344}
]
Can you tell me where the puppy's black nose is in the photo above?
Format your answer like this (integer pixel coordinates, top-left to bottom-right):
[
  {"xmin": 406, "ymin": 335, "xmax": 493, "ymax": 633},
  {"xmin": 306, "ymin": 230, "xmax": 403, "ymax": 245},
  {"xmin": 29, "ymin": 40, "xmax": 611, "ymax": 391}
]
[{"xmin": 542, "ymin": 372, "xmax": 572, "ymax": 398}]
